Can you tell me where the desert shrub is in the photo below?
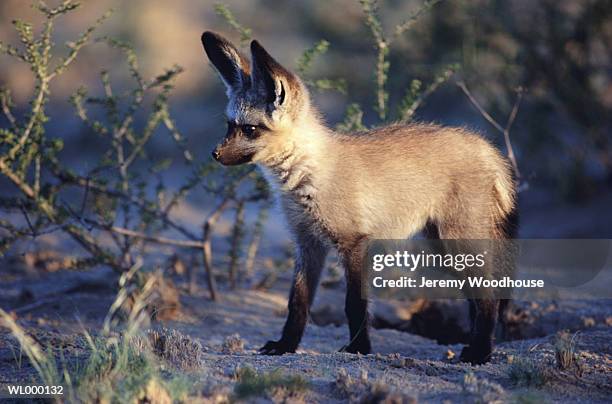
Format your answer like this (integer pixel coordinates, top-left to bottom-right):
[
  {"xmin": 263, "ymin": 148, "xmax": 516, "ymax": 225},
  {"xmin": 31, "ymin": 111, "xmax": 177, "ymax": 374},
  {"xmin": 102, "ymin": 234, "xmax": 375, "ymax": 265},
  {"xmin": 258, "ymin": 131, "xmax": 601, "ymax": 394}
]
[
  {"xmin": 233, "ymin": 366, "xmax": 309, "ymax": 400},
  {"xmin": 507, "ymin": 355, "xmax": 553, "ymax": 388},
  {"xmin": 136, "ymin": 328, "xmax": 205, "ymax": 370},
  {"xmin": 0, "ymin": 0, "xmax": 270, "ymax": 301}
]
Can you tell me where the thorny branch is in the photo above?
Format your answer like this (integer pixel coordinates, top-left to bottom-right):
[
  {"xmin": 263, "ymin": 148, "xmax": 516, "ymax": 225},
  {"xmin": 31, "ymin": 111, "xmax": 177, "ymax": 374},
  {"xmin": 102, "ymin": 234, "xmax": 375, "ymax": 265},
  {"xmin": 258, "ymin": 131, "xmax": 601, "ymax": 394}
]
[
  {"xmin": 199, "ymin": 197, "xmax": 233, "ymax": 301},
  {"xmin": 0, "ymin": 89, "xmax": 17, "ymax": 128},
  {"xmin": 360, "ymin": 0, "xmax": 445, "ymax": 122},
  {"xmin": 399, "ymin": 65, "xmax": 457, "ymax": 122},
  {"xmin": 456, "ymin": 81, "xmax": 525, "ymax": 188}
]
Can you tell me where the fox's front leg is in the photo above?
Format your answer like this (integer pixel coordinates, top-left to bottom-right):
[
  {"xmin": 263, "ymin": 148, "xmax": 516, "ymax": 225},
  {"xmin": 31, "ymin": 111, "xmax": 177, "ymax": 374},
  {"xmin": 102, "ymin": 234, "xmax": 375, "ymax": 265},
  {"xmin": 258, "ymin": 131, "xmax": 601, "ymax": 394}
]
[
  {"xmin": 339, "ymin": 237, "xmax": 371, "ymax": 355},
  {"xmin": 259, "ymin": 235, "xmax": 328, "ymax": 355}
]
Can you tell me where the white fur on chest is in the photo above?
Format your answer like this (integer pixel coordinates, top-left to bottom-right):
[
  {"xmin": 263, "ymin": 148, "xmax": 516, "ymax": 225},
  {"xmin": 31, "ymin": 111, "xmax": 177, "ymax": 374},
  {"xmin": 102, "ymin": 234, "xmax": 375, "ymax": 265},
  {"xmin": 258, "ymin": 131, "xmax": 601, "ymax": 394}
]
[{"xmin": 258, "ymin": 162, "xmax": 329, "ymax": 239}]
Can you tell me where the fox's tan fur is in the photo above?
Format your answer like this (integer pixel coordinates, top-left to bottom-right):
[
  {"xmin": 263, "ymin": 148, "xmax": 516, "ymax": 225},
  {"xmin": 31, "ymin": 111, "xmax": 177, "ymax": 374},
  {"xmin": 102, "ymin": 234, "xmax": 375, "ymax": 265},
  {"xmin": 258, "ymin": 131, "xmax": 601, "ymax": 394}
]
[
  {"xmin": 256, "ymin": 115, "xmax": 515, "ymax": 242},
  {"xmin": 201, "ymin": 31, "xmax": 517, "ymax": 364}
]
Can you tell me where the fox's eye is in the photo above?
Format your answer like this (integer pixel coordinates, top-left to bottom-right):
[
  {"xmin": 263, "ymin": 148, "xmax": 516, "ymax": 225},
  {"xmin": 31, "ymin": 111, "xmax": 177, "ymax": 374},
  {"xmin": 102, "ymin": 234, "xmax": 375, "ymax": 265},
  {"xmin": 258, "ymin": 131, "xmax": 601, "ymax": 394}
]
[{"xmin": 242, "ymin": 125, "xmax": 257, "ymax": 138}]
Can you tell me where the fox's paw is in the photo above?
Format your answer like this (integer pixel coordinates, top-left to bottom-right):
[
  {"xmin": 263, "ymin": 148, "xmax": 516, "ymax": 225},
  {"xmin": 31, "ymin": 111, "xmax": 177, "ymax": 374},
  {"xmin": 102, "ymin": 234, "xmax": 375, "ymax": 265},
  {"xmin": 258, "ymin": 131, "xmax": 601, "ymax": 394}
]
[
  {"xmin": 341, "ymin": 339, "xmax": 371, "ymax": 355},
  {"xmin": 460, "ymin": 344, "xmax": 492, "ymax": 365},
  {"xmin": 259, "ymin": 340, "xmax": 296, "ymax": 355}
]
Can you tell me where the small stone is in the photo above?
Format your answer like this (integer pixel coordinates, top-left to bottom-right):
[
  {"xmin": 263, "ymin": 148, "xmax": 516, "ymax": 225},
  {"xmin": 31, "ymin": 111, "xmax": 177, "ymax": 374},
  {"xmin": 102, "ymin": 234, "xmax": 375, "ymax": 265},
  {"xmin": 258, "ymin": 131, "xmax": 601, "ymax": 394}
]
[
  {"xmin": 391, "ymin": 358, "xmax": 406, "ymax": 368},
  {"xmin": 583, "ymin": 317, "xmax": 596, "ymax": 327}
]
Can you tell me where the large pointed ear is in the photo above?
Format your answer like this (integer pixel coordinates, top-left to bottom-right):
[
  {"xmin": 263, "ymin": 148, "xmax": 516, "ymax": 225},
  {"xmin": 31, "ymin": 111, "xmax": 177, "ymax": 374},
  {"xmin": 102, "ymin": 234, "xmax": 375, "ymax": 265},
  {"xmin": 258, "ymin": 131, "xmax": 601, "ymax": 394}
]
[
  {"xmin": 250, "ymin": 39, "xmax": 300, "ymax": 108},
  {"xmin": 201, "ymin": 31, "xmax": 250, "ymax": 93}
]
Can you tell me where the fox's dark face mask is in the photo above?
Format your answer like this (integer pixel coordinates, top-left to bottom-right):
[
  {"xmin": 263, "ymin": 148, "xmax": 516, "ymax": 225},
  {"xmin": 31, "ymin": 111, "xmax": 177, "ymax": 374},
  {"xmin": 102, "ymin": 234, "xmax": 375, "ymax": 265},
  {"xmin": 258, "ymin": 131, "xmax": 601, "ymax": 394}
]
[{"xmin": 211, "ymin": 121, "xmax": 261, "ymax": 166}]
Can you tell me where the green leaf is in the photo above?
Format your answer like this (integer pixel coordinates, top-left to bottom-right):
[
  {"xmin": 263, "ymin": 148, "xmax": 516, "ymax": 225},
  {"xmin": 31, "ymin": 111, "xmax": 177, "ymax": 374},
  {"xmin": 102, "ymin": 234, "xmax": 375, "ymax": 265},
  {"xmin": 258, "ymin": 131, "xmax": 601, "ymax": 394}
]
[
  {"xmin": 214, "ymin": 3, "xmax": 252, "ymax": 46},
  {"xmin": 297, "ymin": 40, "xmax": 330, "ymax": 75},
  {"xmin": 337, "ymin": 103, "xmax": 367, "ymax": 132}
]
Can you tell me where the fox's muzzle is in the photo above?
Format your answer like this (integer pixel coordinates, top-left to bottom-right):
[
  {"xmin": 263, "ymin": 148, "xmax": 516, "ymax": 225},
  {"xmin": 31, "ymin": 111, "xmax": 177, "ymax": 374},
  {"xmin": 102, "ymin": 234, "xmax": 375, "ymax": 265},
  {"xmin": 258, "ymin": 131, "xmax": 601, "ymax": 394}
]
[{"xmin": 211, "ymin": 128, "xmax": 255, "ymax": 166}]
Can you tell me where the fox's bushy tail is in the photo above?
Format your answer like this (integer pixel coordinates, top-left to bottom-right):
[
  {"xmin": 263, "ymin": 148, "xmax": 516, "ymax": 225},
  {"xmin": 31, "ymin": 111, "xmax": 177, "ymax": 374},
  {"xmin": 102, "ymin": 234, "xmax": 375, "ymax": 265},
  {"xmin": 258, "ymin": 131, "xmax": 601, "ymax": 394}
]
[{"xmin": 493, "ymin": 160, "xmax": 519, "ymax": 238}]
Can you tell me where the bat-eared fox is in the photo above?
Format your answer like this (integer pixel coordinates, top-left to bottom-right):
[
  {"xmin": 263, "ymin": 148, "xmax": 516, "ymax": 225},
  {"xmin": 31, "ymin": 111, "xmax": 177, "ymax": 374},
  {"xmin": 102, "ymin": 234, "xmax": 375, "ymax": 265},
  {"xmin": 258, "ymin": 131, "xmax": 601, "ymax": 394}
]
[{"xmin": 201, "ymin": 31, "xmax": 518, "ymax": 365}]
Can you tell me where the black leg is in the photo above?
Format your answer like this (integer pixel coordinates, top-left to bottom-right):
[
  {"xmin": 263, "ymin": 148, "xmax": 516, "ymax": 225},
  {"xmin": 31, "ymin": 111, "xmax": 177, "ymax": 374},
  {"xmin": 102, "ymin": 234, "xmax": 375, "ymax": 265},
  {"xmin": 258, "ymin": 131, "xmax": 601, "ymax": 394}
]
[
  {"xmin": 460, "ymin": 298, "xmax": 498, "ymax": 364},
  {"xmin": 468, "ymin": 299, "xmax": 476, "ymax": 333},
  {"xmin": 260, "ymin": 235, "xmax": 327, "ymax": 355},
  {"xmin": 496, "ymin": 298, "xmax": 511, "ymax": 340},
  {"xmin": 340, "ymin": 237, "xmax": 371, "ymax": 354}
]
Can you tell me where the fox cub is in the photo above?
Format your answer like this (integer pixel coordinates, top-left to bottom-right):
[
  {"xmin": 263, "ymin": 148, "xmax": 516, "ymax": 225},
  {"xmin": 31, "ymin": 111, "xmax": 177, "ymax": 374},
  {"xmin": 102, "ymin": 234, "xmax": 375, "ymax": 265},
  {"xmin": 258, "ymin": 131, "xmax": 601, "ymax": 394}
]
[{"xmin": 201, "ymin": 31, "xmax": 517, "ymax": 364}]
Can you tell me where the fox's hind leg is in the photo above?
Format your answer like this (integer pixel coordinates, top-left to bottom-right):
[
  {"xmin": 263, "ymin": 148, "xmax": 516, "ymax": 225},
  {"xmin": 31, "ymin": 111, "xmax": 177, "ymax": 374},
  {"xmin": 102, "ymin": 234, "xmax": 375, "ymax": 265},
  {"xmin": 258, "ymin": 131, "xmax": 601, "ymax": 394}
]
[
  {"xmin": 339, "ymin": 236, "xmax": 371, "ymax": 354},
  {"xmin": 437, "ymin": 213, "xmax": 500, "ymax": 364},
  {"xmin": 461, "ymin": 298, "xmax": 499, "ymax": 364},
  {"xmin": 260, "ymin": 233, "xmax": 328, "ymax": 355},
  {"xmin": 496, "ymin": 298, "xmax": 511, "ymax": 340}
]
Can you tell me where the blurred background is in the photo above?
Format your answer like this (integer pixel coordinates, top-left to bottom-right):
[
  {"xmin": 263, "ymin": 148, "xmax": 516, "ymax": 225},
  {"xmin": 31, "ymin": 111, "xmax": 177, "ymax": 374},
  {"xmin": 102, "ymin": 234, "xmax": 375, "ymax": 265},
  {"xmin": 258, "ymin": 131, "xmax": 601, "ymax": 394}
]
[{"xmin": 1, "ymin": 0, "xmax": 611, "ymax": 245}]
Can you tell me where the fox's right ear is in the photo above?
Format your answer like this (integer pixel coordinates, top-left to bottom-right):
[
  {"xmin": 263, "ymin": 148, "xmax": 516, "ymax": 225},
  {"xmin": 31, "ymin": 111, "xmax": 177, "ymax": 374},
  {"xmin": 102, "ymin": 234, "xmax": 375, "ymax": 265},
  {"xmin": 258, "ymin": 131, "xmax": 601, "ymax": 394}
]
[{"xmin": 201, "ymin": 31, "xmax": 250, "ymax": 94}]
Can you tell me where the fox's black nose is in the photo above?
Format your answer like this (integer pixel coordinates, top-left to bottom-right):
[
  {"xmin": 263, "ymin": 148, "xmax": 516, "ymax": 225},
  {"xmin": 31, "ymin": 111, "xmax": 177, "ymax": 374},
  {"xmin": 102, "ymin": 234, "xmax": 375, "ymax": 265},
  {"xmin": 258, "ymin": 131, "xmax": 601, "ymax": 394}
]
[{"xmin": 212, "ymin": 149, "xmax": 220, "ymax": 161}]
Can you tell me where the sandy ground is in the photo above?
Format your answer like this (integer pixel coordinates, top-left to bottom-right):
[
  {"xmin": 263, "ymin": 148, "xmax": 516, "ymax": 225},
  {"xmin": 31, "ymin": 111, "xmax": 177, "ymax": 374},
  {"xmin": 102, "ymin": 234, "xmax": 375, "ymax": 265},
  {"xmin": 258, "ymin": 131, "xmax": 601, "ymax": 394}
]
[{"xmin": 0, "ymin": 264, "xmax": 611, "ymax": 403}]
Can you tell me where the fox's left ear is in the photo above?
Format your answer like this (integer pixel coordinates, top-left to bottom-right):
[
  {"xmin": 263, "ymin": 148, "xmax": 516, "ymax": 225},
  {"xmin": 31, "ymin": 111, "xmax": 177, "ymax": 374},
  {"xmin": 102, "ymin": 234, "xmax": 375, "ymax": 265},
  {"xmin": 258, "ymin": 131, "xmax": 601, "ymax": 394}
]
[
  {"xmin": 250, "ymin": 40, "xmax": 300, "ymax": 108},
  {"xmin": 202, "ymin": 31, "xmax": 250, "ymax": 94}
]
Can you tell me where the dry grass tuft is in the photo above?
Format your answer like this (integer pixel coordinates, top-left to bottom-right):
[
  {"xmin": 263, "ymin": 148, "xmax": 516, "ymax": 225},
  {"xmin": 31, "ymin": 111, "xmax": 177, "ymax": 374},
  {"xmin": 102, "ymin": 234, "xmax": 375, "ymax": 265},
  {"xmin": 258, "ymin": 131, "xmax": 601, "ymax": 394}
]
[
  {"xmin": 120, "ymin": 272, "xmax": 182, "ymax": 323},
  {"xmin": 553, "ymin": 331, "xmax": 582, "ymax": 375},
  {"xmin": 334, "ymin": 367, "xmax": 370, "ymax": 397},
  {"xmin": 137, "ymin": 378, "xmax": 173, "ymax": 404},
  {"xmin": 222, "ymin": 333, "xmax": 245, "ymax": 354},
  {"xmin": 74, "ymin": 335, "xmax": 190, "ymax": 403},
  {"xmin": 335, "ymin": 367, "xmax": 354, "ymax": 397},
  {"xmin": 462, "ymin": 370, "xmax": 506, "ymax": 403},
  {"xmin": 335, "ymin": 368, "xmax": 415, "ymax": 403},
  {"xmin": 0, "ymin": 308, "xmax": 61, "ymax": 388},
  {"xmin": 142, "ymin": 328, "xmax": 204, "ymax": 370},
  {"xmin": 148, "ymin": 274, "xmax": 182, "ymax": 321},
  {"xmin": 233, "ymin": 366, "xmax": 309, "ymax": 401},
  {"xmin": 507, "ymin": 355, "xmax": 553, "ymax": 387},
  {"xmin": 358, "ymin": 381, "xmax": 417, "ymax": 404}
]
